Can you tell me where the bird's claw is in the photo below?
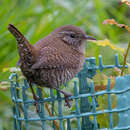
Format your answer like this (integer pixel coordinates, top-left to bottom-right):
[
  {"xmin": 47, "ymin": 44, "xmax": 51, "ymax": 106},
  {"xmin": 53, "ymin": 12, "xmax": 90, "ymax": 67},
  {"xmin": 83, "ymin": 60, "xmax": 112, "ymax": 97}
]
[{"xmin": 64, "ymin": 94, "xmax": 73, "ymax": 108}]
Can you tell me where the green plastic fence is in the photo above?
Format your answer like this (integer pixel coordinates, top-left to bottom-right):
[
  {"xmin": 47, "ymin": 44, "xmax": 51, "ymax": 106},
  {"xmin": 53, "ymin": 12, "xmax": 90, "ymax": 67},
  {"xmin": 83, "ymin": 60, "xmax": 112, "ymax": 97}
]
[{"xmin": 9, "ymin": 54, "xmax": 130, "ymax": 130}]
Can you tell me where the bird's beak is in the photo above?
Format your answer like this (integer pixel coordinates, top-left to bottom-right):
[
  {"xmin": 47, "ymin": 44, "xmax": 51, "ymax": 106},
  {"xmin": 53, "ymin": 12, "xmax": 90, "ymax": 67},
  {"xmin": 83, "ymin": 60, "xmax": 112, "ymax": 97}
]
[{"xmin": 85, "ymin": 35, "xmax": 96, "ymax": 40}]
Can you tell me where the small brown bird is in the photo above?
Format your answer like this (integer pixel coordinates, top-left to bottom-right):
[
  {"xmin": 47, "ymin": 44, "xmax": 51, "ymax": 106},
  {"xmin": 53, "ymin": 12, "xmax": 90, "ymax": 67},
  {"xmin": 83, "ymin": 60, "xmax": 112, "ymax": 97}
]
[{"xmin": 8, "ymin": 24, "xmax": 96, "ymax": 112}]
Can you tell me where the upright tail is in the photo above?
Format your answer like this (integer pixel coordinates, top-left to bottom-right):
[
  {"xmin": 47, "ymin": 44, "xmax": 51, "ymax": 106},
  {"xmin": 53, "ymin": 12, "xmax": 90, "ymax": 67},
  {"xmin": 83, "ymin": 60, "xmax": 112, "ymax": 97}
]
[
  {"xmin": 8, "ymin": 24, "xmax": 28, "ymax": 43},
  {"xmin": 8, "ymin": 24, "xmax": 35, "ymax": 66}
]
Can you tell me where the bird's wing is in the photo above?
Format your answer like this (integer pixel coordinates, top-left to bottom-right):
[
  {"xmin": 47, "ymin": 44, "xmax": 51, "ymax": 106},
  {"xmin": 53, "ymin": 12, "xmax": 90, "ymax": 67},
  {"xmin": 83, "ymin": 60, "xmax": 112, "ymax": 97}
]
[{"xmin": 31, "ymin": 47, "xmax": 78, "ymax": 70}]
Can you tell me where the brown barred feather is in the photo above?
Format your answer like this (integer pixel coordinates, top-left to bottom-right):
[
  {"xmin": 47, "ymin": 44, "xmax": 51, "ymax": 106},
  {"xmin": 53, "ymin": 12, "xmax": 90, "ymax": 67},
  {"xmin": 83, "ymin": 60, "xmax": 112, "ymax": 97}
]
[{"xmin": 8, "ymin": 24, "xmax": 96, "ymax": 109}]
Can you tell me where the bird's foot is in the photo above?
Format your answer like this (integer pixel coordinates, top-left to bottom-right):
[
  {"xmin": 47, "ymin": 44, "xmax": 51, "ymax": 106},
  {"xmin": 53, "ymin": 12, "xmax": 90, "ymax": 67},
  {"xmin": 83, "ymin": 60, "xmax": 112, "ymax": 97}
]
[
  {"xmin": 63, "ymin": 92, "xmax": 73, "ymax": 108},
  {"xmin": 33, "ymin": 95, "xmax": 40, "ymax": 113},
  {"xmin": 53, "ymin": 87, "xmax": 73, "ymax": 108}
]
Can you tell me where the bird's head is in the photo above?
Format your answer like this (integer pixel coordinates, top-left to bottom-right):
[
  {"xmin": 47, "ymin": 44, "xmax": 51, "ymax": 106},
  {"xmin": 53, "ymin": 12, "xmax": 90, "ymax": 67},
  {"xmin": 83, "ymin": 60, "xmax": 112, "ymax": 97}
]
[{"xmin": 51, "ymin": 25, "xmax": 96, "ymax": 48}]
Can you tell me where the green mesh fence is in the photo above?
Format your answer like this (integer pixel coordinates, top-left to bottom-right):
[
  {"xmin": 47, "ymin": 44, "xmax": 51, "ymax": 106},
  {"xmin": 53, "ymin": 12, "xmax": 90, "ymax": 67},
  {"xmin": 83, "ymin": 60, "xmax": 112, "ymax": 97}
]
[{"xmin": 9, "ymin": 54, "xmax": 130, "ymax": 130}]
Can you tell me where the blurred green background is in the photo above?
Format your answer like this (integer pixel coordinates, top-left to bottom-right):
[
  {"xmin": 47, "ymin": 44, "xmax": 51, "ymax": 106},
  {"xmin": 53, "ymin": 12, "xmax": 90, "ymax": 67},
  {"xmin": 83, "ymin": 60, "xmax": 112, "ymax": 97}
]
[{"xmin": 0, "ymin": 0, "xmax": 129, "ymax": 129}]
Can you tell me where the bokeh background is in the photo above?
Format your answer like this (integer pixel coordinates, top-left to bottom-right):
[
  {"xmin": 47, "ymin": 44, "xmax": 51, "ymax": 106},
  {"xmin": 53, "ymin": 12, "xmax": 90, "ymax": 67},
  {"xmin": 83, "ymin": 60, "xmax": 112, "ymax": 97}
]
[{"xmin": 0, "ymin": 0, "xmax": 129, "ymax": 129}]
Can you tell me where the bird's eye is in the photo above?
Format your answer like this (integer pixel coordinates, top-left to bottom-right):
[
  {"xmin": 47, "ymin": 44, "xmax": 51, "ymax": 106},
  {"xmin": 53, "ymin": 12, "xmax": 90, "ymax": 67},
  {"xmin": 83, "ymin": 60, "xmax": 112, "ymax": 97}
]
[{"xmin": 70, "ymin": 33, "xmax": 76, "ymax": 38}]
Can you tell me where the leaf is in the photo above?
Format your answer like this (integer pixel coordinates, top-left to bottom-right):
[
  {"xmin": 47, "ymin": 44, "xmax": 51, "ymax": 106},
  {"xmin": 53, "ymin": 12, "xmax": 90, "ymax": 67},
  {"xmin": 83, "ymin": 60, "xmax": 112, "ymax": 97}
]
[
  {"xmin": 113, "ymin": 67, "xmax": 121, "ymax": 76},
  {"xmin": 2, "ymin": 67, "xmax": 20, "ymax": 72},
  {"xmin": 91, "ymin": 39, "xmax": 124, "ymax": 53},
  {"xmin": 121, "ymin": 0, "xmax": 130, "ymax": 7},
  {"xmin": 94, "ymin": 77, "xmax": 115, "ymax": 92},
  {"xmin": 0, "ymin": 86, "xmax": 9, "ymax": 91},
  {"xmin": 93, "ymin": 73, "xmax": 116, "ymax": 92},
  {"xmin": 103, "ymin": 19, "xmax": 130, "ymax": 33},
  {"xmin": 0, "ymin": 81, "xmax": 9, "ymax": 91}
]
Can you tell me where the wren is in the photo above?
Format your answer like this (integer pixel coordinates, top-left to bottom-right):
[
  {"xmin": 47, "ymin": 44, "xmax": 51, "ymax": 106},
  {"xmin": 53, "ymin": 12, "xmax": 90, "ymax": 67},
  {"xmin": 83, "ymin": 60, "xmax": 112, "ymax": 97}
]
[{"xmin": 8, "ymin": 24, "xmax": 96, "ymax": 112}]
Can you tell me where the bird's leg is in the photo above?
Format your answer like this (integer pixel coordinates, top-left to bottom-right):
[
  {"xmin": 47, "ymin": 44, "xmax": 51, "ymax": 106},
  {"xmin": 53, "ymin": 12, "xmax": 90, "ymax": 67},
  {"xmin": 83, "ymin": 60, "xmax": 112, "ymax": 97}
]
[
  {"xmin": 29, "ymin": 82, "xmax": 40, "ymax": 112},
  {"xmin": 53, "ymin": 87, "xmax": 72, "ymax": 108}
]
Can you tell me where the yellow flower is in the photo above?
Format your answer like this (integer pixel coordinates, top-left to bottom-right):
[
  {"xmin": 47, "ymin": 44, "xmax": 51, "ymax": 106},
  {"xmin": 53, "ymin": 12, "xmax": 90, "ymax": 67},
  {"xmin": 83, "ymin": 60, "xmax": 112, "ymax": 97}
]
[{"xmin": 91, "ymin": 39, "xmax": 124, "ymax": 53}]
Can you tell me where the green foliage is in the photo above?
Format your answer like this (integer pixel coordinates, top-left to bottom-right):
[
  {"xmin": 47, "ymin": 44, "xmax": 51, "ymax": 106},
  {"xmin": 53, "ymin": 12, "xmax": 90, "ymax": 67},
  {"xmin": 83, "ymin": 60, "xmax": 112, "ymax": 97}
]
[{"xmin": 0, "ymin": 0, "xmax": 129, "ymax": 129}]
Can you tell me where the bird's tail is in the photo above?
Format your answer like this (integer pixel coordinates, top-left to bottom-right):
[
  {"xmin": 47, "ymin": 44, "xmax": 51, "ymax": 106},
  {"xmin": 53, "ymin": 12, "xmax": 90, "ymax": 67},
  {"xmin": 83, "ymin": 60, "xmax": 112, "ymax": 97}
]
[
  {"xmin": 8, "ymin": 24, "xmax": 28, "ymax": 43},
  {"xmin": 8, "ymin": 24, "xmax": 35, "ymax": 65}
]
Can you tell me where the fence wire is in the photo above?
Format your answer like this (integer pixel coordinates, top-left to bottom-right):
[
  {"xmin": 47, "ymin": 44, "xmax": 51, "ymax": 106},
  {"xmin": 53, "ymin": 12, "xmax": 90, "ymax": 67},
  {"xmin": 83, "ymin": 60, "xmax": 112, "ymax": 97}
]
[{"xmin": 9, "ymin": 54, "xmax": 130, "ymax": 130}]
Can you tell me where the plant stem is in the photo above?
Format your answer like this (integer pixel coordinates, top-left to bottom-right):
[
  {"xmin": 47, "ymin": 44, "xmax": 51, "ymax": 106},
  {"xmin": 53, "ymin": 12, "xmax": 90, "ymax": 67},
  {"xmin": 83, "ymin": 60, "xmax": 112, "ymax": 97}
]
[
  {"xmin": 41, "ymin": 88, "xmax": 60, "ymax": 130},
  {"xmin": 121, "ymin": 41, "xmax": 130, "ymax": 76}
]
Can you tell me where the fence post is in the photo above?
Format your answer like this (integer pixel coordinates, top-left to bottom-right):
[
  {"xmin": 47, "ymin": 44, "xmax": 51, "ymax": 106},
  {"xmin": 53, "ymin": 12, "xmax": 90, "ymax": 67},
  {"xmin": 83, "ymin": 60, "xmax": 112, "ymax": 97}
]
[{"xmin": 78, "ymin": 58, "xmax": 97, "ymax": 130}]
